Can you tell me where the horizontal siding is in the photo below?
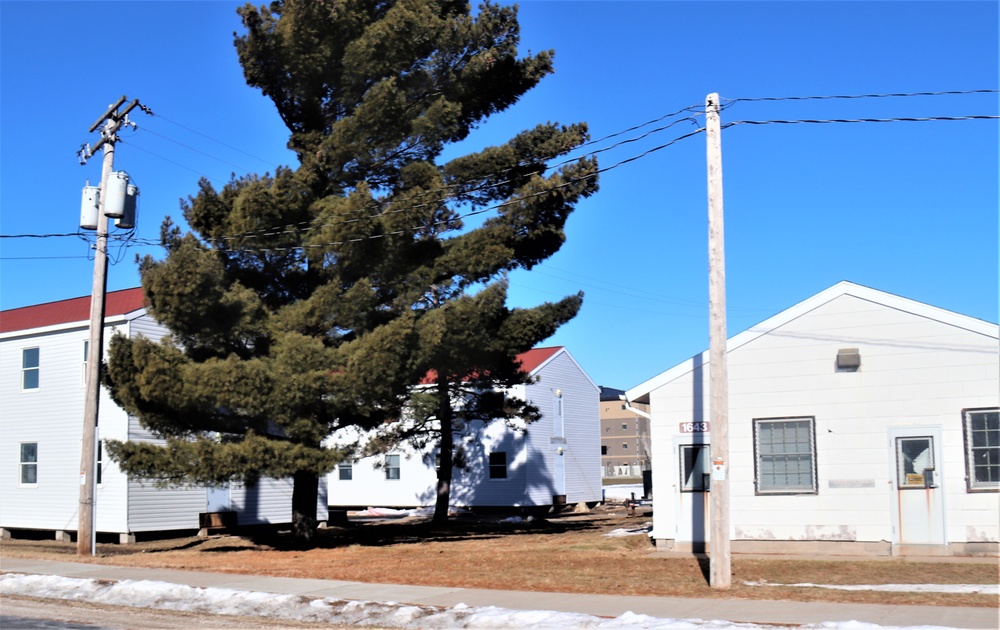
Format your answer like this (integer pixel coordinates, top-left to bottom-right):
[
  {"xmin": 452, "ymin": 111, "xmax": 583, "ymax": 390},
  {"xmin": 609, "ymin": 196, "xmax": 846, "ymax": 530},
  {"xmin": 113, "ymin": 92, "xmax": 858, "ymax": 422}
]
[
  {"xmin": 524, "ymin": 351, "xmax": 602, "ymax": 504},
  {"xmin": 127, "ymin": 481, "xmax": 205, "ymax": 531},
  {"xmin": 648, "ymin": 294, "xmax": 999, "ymax": 546},
  {"xmin": 327, "ymin": 350, "xmax": 601, "ymax": 509},
  {"xmin": 1, "ymin": 322, "xmax": 132, "ymax": 533},
  {"xmin": 229, "ymin": 478, "xmax": 328, "ymax": 525}
]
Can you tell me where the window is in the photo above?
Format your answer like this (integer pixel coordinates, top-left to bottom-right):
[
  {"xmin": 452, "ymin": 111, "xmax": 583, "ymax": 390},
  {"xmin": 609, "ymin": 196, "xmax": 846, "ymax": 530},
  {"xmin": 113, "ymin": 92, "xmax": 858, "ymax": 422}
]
[
  {"xmin": 754, "ymin": 417, "xmax": 817, "ymax": 494},
  {"xmin": 964, "ymin": 408, "xmax": 999, "ymax": 491},
  {"xmin": 489, "ymin": 452, "xmax": 507, "ymax": 479},
  {"xmin": 22, "ymin": 348, "xmax": 39, "ymax": 390},
  {"xmin": 621, "ymin": 404, "xmax": 626, "ymax": 410},
  {"xmin": 896, "ymin": 436, "xmax": 934, "ymax": 488},
  {"xmin": 338, "ymin": 462, "xmax": 353, "ymax": 481},
  {"xmin": 601, "ymin": 445, "xmax": 608, "ymax": 455},
  {"xmin": 385, "ymin": 454, "xmax": 400, "ymax": 480},
  {"xmin": 82, "ymin": 340, "xmax": 89, "ymax": 385},
  {"xmin": 680, "ymin": 444, "xmax": 710, "ymax": 492},
  {"xmin": 622, "ymin": 422, "xmax": 628, "ymax": 430},
  {"xmin": 96, "ymin": 440, "xmax": 103, "ymax": 485},
  {"xmin": 622, "ymin": 442, "xmax": 628, "ymax": 450},
  {"xmin": 20, "ymin": 443, "xmax": 37, "ymax": 484}
]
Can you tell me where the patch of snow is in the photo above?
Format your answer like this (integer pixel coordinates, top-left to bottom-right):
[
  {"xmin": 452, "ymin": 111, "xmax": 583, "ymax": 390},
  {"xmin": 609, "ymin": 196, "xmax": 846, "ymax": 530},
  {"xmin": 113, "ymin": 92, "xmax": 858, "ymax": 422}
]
[
  {"xmin": 0, "ymin": 573, "xmax": 976, "ymax": 629},
  {"xmin": 604, "ymin": 522, "xmax": 653, "ymax": 537},
  {"xmin": 743, "ymin": 581, "xmax": 998, "ymax": 595},
  {"xmin": 602, "ymin": 484, "xmax": 644, "ymax": 502}
]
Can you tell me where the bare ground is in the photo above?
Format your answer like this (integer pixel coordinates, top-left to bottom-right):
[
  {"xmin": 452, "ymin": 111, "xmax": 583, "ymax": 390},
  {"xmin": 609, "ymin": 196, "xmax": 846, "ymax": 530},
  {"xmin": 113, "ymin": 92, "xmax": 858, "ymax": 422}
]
[{"xmin": 3, "ymin": 504, "xmax": 997, "ymax": 609}]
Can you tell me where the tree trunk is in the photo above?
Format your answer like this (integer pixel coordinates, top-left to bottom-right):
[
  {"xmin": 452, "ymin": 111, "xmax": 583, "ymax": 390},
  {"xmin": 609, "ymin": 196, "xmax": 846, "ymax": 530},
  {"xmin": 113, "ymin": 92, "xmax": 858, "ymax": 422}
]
[
  {"xmin": 433, "ymin": 378, "xmax": 453, "ymax": 525},
  {"xmin": 291, "ymin": 469, "xmax": 319, "ymax": 547}
]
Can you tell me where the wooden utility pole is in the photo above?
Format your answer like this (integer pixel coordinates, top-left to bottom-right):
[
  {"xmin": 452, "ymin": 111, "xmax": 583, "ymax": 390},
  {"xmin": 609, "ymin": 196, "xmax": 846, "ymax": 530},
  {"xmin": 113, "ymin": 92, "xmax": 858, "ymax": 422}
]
[
  {"xmin": 705, "ymin": 92, "xmax": 731, "ymax": 588},
  {"xmin": 78, "ymin": 96, "xmax": 141, "ymax": 556}
]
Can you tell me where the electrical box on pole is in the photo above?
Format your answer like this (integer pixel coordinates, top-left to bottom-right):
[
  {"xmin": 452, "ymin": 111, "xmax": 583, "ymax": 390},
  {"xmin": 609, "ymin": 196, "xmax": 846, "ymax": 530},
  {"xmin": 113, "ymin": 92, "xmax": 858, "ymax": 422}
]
[{"xmin": 80, "ymin": 183, "xmax": 100, "ymax": 230}]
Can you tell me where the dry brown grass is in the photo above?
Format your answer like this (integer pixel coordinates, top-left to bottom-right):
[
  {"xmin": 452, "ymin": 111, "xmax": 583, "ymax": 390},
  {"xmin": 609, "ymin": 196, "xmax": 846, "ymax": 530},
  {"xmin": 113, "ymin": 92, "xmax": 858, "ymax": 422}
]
[{"xmin": 3, "ymin": 506, "xmax": 997, "ymax": 609}]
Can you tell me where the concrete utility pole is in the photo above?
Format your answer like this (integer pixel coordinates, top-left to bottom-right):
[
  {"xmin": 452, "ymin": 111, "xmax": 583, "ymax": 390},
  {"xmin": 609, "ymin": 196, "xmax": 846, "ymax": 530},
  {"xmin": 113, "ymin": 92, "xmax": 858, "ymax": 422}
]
[
  {"xmin": 77, "ymin": 96, "xmax": 141, "ymax": 556},
  {"xmin": 705, "ymin": 92, "xmax": 731, "ymax": 588}
]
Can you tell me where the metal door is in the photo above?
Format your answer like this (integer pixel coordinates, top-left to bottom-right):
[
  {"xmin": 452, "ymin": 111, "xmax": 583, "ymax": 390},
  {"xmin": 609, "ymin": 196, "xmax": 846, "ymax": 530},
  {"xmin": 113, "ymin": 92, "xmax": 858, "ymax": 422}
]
[
  {"xmin": 674, "ymin": 436, "xmax": 710, "ymax": 545},
  {"xmin": 891, "ymin": 428, "xmax": 945, "ymax": 545}
]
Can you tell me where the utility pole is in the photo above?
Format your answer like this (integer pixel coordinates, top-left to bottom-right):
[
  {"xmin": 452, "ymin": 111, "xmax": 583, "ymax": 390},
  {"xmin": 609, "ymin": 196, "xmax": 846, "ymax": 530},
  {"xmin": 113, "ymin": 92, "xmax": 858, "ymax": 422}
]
[
  {"xmin": 77, "ymin": 96, "xmax": 143, "ymax": 556},
  {"xmin": 706, "ymin": 92, "xmax": 731, "ymax": 588}
]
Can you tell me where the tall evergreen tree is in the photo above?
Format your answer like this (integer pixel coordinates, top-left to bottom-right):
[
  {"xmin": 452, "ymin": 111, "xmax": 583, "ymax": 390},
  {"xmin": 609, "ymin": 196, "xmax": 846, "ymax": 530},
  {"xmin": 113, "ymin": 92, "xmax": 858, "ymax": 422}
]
[{"xmin": 105, "ymin": 0, "xmax": 597, "ymax": 542}]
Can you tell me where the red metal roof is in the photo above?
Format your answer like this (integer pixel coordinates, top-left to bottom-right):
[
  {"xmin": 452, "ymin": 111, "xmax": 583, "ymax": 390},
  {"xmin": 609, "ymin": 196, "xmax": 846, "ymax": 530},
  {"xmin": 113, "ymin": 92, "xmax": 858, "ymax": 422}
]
[
  {"xmin": 0, "ymin": 287, "xmax": 146, "ymax": 334},
  {"xmin": 419, "ymin": 346, "xmax": 563, "ymax": 385}
]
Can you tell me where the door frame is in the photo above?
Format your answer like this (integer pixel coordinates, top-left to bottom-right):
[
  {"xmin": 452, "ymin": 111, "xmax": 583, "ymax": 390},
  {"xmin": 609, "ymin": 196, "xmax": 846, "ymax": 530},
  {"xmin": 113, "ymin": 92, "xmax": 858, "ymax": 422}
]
[{"xmin": 887, "ymin": 425, "xmax": 947, "ymax": 546}]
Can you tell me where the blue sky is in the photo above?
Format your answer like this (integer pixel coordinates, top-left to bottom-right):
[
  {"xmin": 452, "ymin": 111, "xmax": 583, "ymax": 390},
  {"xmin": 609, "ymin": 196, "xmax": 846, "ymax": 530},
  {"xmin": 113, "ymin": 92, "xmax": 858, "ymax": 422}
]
[{"xmin": 1, "ymin": 1, "xmax": 997, "ymax": 390}]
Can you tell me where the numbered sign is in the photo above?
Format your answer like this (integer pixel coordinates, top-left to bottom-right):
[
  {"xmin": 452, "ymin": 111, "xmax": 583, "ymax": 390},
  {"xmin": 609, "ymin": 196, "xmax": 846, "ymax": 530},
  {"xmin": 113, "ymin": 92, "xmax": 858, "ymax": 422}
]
[{"xmin": 679, "ymin": 421, "xmax": 710, "ymax": 433}]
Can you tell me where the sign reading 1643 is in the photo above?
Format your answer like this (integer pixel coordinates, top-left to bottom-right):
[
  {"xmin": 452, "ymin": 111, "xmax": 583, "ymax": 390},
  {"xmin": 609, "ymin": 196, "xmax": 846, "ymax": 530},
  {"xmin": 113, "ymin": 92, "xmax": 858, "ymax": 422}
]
[{"xmin": 679, "ymin": 421, "xmax": 710, "ymax": 433}]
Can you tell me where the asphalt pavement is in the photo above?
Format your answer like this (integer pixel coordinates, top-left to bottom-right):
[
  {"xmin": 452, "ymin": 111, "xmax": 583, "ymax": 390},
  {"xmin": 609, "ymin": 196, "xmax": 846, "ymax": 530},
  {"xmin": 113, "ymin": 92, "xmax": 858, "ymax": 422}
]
[{"xmin": 2, "ymin": 557, "xmax": 997, "ymax": 629}]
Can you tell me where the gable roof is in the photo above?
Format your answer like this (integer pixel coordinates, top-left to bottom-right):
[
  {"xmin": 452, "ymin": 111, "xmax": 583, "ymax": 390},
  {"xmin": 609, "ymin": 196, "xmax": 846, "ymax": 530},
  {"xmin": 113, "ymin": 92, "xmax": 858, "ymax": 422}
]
[
  {"xmin": 419, "ymin": 346, "xmax": 565, "ymax": 385},
  {"xmin": 626, "ymin": 280, "xmax": 999, "ymax": 404},
  {"xmin": 0, "ymin": 287, "xmax": 146, "ymax": 334}
]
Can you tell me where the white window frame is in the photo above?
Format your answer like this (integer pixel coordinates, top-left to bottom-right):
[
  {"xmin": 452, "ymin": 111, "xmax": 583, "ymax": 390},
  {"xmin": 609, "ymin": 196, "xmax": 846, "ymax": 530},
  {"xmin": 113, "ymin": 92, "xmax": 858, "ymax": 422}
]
[
  {"xmin": 964, "ymin": 408, "xmax": 999, "ymax": 492},
  {"xmin": 338, "ymin": 462, "xmax": 353, "ymax": 481},
  {"xmin": 385, "ymin": 454, "xmax": 400, "ymax": 480},
  {"xmin": 488, "ymin": 451, "xmax": 508, "ymax": 480},
  {"xmin": 19, "ymin": 442, "xmax": 38, "ymax": 485},
  {"xmin": 82, "ymin": 340, "xmax": 89, "ymax": 386},
  {"xmin": 96, "ymin": 440, "xmax": 104, "ymax": 486},
  {"xmin": 753, "ymin": 416, "xmax": 817, "ymax": 494},
  {"xmin": 22, "ymin": 347, "xmax": 39, "ymax": 390}
]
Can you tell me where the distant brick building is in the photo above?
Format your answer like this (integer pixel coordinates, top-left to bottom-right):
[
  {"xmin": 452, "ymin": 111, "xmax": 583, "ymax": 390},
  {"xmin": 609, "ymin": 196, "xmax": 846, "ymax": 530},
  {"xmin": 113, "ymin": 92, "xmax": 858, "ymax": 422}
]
[{"xmin": 599, "ymin": 387, "xmax": 650, "ymax": 479}]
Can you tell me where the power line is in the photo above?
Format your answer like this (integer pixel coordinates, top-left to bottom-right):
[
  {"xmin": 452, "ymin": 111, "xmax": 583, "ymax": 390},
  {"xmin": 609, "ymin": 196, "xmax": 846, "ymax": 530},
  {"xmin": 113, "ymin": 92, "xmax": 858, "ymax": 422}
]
[
  {"xmin": 209, "ymin": 127, "xmax": 707, "ymax": 253},
  {"xmin": 135, "ymin": 126, "xmax": 257, "ymax": 175},
  {"xmin": 723, "ymin": 89, "xmax": 998, "ymax": 103},
  {"xmin": 151, "ymin": 112, "xmax": 282, "ymax": 169},
  {"xmin": 0, "ymin": 232, "xmax": 88, "ymax": 239},
  {"xmin": 723, "ymin": 115, "xmax": 998, "ymax": 128},
  {"xmin": 0, "ymin": 255, "xmax": 91, "ymax": 260},
  {"xmin": 215, "ymin": 111, "xmax": 705, "ymax": 244}
]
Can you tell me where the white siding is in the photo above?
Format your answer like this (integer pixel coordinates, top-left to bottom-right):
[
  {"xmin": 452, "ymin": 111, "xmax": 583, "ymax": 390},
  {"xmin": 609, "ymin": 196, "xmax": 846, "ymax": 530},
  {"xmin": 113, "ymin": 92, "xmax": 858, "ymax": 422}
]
[
  {"xmin": 327, "ymin": 348, "xmax": 601, "ymax": 509},
  {"xmin": 123, "ymin": 315, "xmax": 208, "ymax": 532},
  {"xmin": 643, "ymin": 292, "xmax": 999, "ymax": 550},
  {"xmin": 0, "ymin": 320, "xmax": 132, "ymax": 533},
  {"xmin": 523, "ymin": 352, "xmax": 602, "ymax": 505},
  {"xmin": 230, "ymin": 478, "xmax": 328, "ymax": 526}
]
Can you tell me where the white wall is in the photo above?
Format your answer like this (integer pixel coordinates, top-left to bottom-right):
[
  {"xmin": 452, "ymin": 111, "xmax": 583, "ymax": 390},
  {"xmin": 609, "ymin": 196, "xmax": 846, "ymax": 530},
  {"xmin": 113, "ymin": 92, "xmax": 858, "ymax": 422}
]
[
  {"xmin": 646, "ymin": 294, "xmax": 999, "ymax": 548},
  {"xmin": 327, "ymin": 348, "xmax": 602, "ymax": 509}
]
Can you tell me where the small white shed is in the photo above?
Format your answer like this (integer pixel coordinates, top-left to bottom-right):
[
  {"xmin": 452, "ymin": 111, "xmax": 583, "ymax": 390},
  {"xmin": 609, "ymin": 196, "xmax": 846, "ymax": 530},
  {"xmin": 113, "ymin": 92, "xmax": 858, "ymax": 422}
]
[
  {"xmin": 626, "ymin": 281, "xmax": 998, "ymax": 557},
  {"xmin": 0, "ymin": 288, "xmax": 326, "ymax": 542},
  {"xmin": 328, "ymin": 346, "xmax": 603, "ymax": 511}
]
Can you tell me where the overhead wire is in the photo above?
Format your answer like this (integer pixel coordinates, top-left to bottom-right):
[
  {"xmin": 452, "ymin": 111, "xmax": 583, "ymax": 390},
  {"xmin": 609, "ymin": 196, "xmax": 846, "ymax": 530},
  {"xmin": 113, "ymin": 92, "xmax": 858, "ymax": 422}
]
[
  {"xmin": 722, "ymin": 89, "xmax": 998, "ymax": 104},
  {"xmin": 211, "ymin": 104, "xmax": 707, "ymax": 243},
  {"xmin": 723, "ymin": 115, "xmax": 998, "ymax": 128}
]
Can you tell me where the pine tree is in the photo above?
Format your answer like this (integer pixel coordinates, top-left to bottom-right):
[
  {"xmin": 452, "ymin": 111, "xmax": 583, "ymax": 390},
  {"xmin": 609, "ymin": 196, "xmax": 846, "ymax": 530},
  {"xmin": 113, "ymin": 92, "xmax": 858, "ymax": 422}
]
[{"xmin": 105, "ymin": 0, "xmax": 597, "ymax": 542}]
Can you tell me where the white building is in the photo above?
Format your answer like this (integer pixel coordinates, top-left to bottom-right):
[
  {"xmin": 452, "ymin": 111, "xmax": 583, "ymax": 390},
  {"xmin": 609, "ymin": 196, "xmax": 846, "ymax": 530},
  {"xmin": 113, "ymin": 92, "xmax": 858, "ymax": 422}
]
[
  {"xmin": 328, "ymin": 346, "xmax": 603, "ymax": 512},
  {"xmin": 1, "ymin": 288, "xmax": 326, "ymax": 542},
  {"xmin": 626, "ymin": 281, "xmax": 998, "ymax": 557}
]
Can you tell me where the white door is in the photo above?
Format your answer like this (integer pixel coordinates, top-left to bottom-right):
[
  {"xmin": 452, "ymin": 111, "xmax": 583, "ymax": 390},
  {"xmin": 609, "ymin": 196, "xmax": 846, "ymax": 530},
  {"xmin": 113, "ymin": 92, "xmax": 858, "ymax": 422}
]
[
  {"xmin": 674, "ymin": 436, "xmax": 710, "ymax": 546},
  {"xmin": 890, "ymin": 428, "xmax": 945, "ymax": 545}
]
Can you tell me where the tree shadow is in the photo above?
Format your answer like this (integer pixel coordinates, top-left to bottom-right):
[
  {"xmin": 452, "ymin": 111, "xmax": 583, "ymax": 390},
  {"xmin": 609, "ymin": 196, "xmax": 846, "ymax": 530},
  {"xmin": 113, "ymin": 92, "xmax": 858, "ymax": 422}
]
[{"xmin": 251, "ymin": 509, "xmax": 605, "ymax": 551}]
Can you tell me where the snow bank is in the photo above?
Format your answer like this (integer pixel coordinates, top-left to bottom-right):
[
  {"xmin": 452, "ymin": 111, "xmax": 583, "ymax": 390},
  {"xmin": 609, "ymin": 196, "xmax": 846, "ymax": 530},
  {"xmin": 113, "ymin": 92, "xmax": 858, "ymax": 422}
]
[{"xmin": 0, "ymin": 573, "xmax": 975, "ymax": 629}]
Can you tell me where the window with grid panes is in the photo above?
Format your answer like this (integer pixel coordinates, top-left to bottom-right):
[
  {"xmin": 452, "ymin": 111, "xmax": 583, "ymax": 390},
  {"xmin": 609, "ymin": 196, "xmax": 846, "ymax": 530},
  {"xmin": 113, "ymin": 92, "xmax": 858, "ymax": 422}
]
[
  {"xmin": 964, "ymin": 408, "xmax": 999, "ymax": 491},
  {"xmin": 754, "ymin": 417, "xmax": 816, "ymax": 493}
]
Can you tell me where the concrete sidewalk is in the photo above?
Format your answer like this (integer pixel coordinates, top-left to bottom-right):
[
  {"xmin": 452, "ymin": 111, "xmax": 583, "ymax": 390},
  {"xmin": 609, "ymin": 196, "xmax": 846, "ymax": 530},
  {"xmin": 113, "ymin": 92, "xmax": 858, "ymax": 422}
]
[{"xmin": 2, "ymin": 557, "xmax": 997, "ymax": 628}]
